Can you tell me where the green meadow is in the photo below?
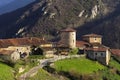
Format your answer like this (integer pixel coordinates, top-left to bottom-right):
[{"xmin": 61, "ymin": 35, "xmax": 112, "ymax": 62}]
[
  {"xmin": 53, "ymin": 57, "xmax": 105, "ymax": 74},
  {"xmin": 27, "ymin": 69, "xmax": 60, "ymax": 80},
  {"xmin": 0, "ymin": 62, "xmax": 14, "ymax": 80}
]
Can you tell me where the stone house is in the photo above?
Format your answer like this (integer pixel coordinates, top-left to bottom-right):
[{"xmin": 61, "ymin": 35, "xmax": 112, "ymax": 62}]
[
  {"xmin": 0, "ymin": 50, "xmax": 20, "ymax": 62},
  {"xmin": 43, "ymin": 47, "xmax": 56, "ymax": 58},
  {"xmin": 76, "ymin": 40, "xmax": 90, "ymax": 54},
  {"xmin": 54, "ymin": 41, "xmax": 70, "ymax": 55},
  {"xmin": 6, "ymin": 46, "xmax": 31, "ymax": 58},
  {"xmin": 76, "ymin": 33, "xmax": 111, "ymax": 65},
  {"xmin": 82, "ymin": 34, "xmax": 102, "ymax": 45},
  {"xmin": 76, "ymin": 41, "xmax": 91, "ymax": 49},
  {"xmin": 85, "ymin": 47, "xmax": 111, "ymax": 65},
  {"xmin": 0, "ymin": 37, "xmax": 54, "ymax": 61}
]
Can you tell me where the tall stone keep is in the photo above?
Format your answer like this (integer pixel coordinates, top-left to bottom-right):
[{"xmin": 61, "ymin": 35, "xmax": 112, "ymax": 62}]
[{"xmin": 60, "ymin": 28, "xmax": 76, "ymax": 48}]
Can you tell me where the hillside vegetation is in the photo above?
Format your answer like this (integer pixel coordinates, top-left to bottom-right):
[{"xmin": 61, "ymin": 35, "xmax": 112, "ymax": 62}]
[
  {"xmin": 50, "ymin": 57, "xmax": 120, "ymax": 80},
  {"xmin": 53, "ymin": 57, "xmax": 105, "ymax": 74},
  {"xmin": 27, "ymin": 68, "xmax": 68, "ymax": 80},
  {"xmin": 0, "ymin": 62, "xmax": 14, "ymax": 80}
]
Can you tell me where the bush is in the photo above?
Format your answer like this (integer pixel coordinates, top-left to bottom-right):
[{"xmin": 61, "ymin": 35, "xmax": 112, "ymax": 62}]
[
  {"xmin": 30, "ymin": 45, "xmax": 43, "ymax": 55},
  {"xmin": 69, "ymin": 48, "xmax": 79, "ymax": 55}
]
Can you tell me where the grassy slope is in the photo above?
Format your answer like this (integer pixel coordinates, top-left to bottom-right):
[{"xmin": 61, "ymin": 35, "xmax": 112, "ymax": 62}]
[
  {"xmin": 54, "ymin": 57, "xmax": 105, "ymax": 74},
  {"xmin": 53, "ymin": 57, "xmax": 120, "ymax": 80},
  {"xmin": 98, "ymin": 57, "xmax": 120, "ymax": 80},
  {"xmin": 27, "ymin": 69, "xmax": 60, "ymax": 80},
  {"xmin": 0, "ymin": 62, "xmax": 14, "ymax": 80},
  {"xmin": 110, "ymin": 57, "xmax": 120, "ymax": 71}
]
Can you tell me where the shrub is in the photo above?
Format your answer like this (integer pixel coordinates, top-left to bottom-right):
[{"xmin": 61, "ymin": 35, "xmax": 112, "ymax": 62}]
[
  {"xmin": 69, "ymin": 48, "xmax": 79, "ymax": 55},
  {"xmin": 30, "ymin": 45, "xmax": 43, "ymax": 55}
]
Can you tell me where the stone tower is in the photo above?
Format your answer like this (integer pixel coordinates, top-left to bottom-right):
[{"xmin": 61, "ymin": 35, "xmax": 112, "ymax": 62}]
[{"xmin": 60, "ymin": 28, "xmax": 76, "ymax": 49}]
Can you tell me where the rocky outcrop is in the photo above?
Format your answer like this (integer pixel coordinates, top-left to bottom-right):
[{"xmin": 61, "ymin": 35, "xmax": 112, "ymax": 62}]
[{"xmin": 90, "ymin": 5, "xmax": 98, "ymax": 19}]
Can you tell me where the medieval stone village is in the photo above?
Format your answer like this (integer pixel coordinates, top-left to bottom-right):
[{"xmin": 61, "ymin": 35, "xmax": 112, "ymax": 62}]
[
  {"xmin": 1, "ymin": 28, "xmax": 120, "ymax": 80},
  {"xmin": 0, "ymin": 28, "xmax": 119, "ymax": 65},
  {"xmin": 1, "ymin": 0, "xmax": 120, "ymax": 80}
]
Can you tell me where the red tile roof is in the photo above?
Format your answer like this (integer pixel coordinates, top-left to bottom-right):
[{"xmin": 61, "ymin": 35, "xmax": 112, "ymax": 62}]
[
  {"xmin": 0, "ymin": 37, "xmax": 50, "ymax": 48},
  {"xmin": 110, "ymin": 49, "xmax": 120, "ymax": 56},
  {"xmin": 55, "ymin": 41, "xmax": 69, "ymax": 48},
  {"xmin": 76, "ymin": 41, "xmax": 90, "ymax": 47},
  {"xmin": 0, "ymin": 50, "xmax": 14, "ymax": 55},
  {"xmin": 60, "ymin": 28, "xmax": 76, "ymax": 32},
  {"xmin": 85, "ymin": 47, "xmax": 107, "ymax": 52},
  {"xmin": 83, "ymin": 33, "xmax": 102, "ymax": 37}
]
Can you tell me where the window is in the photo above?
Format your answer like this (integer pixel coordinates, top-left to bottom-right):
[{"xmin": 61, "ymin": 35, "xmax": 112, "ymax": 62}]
[
  {"xmin": 95, "ymin": 53, "xmax": 97, "ymax": 56},
  {"xmin": 101, "ymin": 53, "xmax": 103, "ymax": 56}
]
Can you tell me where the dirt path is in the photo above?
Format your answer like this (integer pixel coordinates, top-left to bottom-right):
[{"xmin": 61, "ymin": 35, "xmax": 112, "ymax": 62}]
[{"xmin": 18, "ymin": 55, "xmax": 84, "ymax": 80}]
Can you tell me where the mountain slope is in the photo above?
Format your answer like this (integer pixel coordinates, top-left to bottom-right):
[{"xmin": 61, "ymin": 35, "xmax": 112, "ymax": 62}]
[
  {"xmin": 0, "ymin": 0, "xmax": 120, "ymax": 48},
  {"xmin": 77, "ymin": 2, "xmax": 120, "ymax": 48}
]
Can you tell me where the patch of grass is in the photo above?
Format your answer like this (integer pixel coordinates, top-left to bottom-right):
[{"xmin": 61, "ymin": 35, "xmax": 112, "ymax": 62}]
[
  {"xmin": 99, "ymin": 69, "xmax": 120, "ymax": 80},
  {"xmin": 15, "ymin": 59, "xmax": 39, "ymax": 78},
  {"xmin": 27, "ymin": 69, "xmax": 60, "ymax": 80},
  {"xmin": 53, "ymin": 58, "xmax": 105, "ymax": 74},
  {"xmin": 109, "ymin": 57, "xmax": 120, "ymax": 71},
  {"xmin": 0, "ymin": 62, "xmax": 14, "ymax": 80},
  {"xmin": 28, "ymin": 55, "xmax": 44, "ymax": 59}
]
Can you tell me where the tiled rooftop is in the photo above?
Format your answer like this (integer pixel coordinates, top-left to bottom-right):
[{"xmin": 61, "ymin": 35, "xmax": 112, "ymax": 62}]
[
  {"xmin": 83, "ymin": 33, "xmax": 102, "ymax": 37},
  {"xmin": 60, "ymin": 28, "xmax": 76, "ymax": 32},
  {"xmin": 110, "ymin": 49, "xmax": 120, "ymax": 56},
  {"xmin": 0, "ymin": 50, "xmax": 14, "ymax": 55},
  {"xmin": 85, "ymin": 47, "xmax": 108, "ymax": 52},
  {"xmin": 76, "ymin": 41, "xmax": 90, "ymax": 47},
  {"xmin": 0, "ymin": 37, "xmax": 50, "ymax": 48}
]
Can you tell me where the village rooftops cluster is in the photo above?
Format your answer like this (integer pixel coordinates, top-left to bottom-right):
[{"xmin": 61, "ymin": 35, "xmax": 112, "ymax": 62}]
[
  {"xmin": 57, "ymin": 28, "xmax": 120, "ymax": 65},
  {"xmin": 0, "ymin": 37, "xmax": 53, "ymax": 61},
  {"xmin": 0, "ymin": 28, "xmax": 120, "ymax": 65},
  {"xmin": 0, "ymin": 37, "xmax": 49, "ymax": 48}
]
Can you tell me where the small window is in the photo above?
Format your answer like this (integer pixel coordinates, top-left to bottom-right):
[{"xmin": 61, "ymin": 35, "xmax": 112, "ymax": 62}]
[
  {"xmin": 95, "ymin": 53, "xmax": 97, "ymax": 55},
  {"xmin": 101, "ymin": 53, "xmax": 103, "ymax": 56}
]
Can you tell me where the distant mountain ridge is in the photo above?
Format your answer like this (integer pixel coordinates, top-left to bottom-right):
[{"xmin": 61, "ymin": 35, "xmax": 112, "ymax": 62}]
[
  {"xmin": 0, "ymin": 0, "xmax": 35, "ymax": 15},
  {"xmin": 0, "ymin": 0, "xmax": 14, "ymax": 7},
  {"xmin": 0, "ymin": 0, "xmax": 120, "ymax": 48}
]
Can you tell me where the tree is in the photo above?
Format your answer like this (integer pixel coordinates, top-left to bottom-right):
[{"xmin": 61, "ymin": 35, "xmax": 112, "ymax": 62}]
[{"xmin": 30, "ymin": 45, "xmax": 43, "ymax": 55}]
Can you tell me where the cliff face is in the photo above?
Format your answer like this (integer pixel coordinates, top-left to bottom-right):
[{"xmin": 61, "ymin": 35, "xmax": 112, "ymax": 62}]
[{"xmin": 0, "ymin": 0, "xmax": 120, "ymax": 48}]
